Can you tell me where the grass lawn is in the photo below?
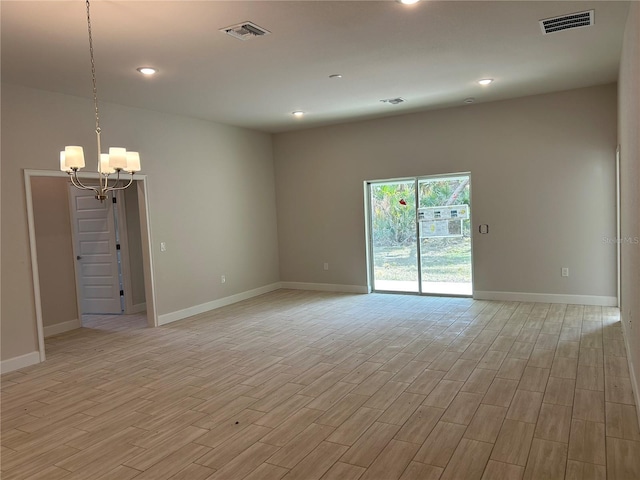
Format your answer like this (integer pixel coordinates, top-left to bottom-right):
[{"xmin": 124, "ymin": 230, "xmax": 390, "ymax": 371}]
[{"xmin": 373, "ymin": 237, "xmax": 472, "ymax": 283}]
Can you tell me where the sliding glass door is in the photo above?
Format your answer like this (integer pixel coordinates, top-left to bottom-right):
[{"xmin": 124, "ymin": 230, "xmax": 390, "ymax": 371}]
[{"xmin": 368, "ymin": 174, "xmax": 472, "ymax": 296}]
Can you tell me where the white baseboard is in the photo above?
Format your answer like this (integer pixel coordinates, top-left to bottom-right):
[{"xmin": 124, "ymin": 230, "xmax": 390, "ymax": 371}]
[
  {"xmin": 43, "ymin": 318, "xmax": 81, "ymax": 338},
  {"xmin": 158, "ymin": 282, "xmax": 282, "ymax": 326},
  {"xmin": 621, "ymin": 312, "xmax": 640, "ymax": 430},
  {"xmin": 130, "ymin": 302, "xmax": 147, "ymax": 314},
  {"xmin": 626, "ymin": 346, "xmax": 640, "ymax": 431},
  {"xmin": 1, "ymin": 351, "xmax": 41, "ymax": 374},
  {"xmin": 280, "ymin": 282, "xmax": 369, "ymax": 294},
  {"xmin": 473, "ymin": 291, "xmax": 618, "ymax": 306}
]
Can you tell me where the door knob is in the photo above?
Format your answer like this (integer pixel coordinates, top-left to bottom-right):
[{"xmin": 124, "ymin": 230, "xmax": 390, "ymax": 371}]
[{"xmin": 76, "ymin": 256, "xmax": 82, "ymax": 260}]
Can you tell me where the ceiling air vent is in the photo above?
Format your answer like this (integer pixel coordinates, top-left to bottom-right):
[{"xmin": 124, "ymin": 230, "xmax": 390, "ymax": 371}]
[
  {"xmin": 540, "ymin": 10, "xmax": 594, "ymax": 35},
  {"xmin": 380, "ymin": 97, "xmax": 406, "ymax": 105},
  {"xmin": 221, "ymin": 22, "xmax": 271, "ymax": 41}
]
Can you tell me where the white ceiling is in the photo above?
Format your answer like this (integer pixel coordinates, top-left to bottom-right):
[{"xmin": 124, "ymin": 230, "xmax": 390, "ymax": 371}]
[{"xmin": 1, "ymin": 1, "xmax": 630, "ymax": 133}]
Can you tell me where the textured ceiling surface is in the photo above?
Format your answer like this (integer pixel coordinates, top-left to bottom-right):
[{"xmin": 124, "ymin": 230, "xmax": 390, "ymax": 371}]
[{"xmin": 1, "ymin": 1, "xmax": 630, "ymax": 132}]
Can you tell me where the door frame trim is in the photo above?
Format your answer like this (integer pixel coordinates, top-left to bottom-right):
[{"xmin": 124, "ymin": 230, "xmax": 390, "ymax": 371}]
[
  {"xmin": 114, "ymin": 190, "xmax": 134, "ymax": 314},
  {"xmin": 616, "ymin": 145, "xmax": 621, "ymax": 308},
  {"xmin": 24, "ymin": 169, "xmax": 158, "ymax": 363},
  {"xmin": 67, "ymin": 184, "xmax": 88, "ymax": 321}
]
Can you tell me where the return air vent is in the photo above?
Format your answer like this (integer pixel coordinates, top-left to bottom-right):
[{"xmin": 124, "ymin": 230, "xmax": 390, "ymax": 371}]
[
  {"xmin": 221, "ymin": 21, "xmax": 271, "ymax": 40},
  {"xmin": 540, "ymin": 10, "xmax": 594, "ymax": 35}
]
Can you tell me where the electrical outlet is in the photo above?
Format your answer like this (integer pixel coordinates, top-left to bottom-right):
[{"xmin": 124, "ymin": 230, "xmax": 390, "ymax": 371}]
[
  {"xmin": 323, "ymin": 262, "xmax": 329, "ymax": 271},
  {"xmin": 561, "ymin": 267, "xmax": 569, "ymax": 277},
  {"xmin": 160, "ymin": 242, "xmax": 167, "ymax": 252},
  {"xmin": 221, "ymin": 275, "xmax": 226, "ymax": 284}
]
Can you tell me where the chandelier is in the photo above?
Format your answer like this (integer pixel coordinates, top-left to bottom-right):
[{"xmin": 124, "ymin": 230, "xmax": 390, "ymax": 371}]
[{"xmin": 59, "ymin": 0, "xmax": 141, "ymax": 201}]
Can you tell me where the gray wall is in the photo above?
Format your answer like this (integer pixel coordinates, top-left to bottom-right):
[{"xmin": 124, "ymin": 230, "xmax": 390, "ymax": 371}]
[
  {"xmin": 31, "ymin": 177, "xmax": 78, "ymax": 328},
  {"xmin": 0, "ymin": 77, "xmax": 626, "ymax": 366},
  {"xmin": 274, "ymin": 84, "xmax": 618, "ymax": 299},
  {"xmin": 618, "ymin": 2, "xmax": 640, "ymax": 408},
  {"xmin": 1, "ymin": 83, "xmax": 280, "ymax": 361},
  {"xmin": 123, "ymin": 186, "xmax": 146, "ymax": 307}
]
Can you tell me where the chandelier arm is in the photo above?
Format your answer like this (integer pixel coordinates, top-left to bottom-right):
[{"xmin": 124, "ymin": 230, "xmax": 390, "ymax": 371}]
[
  {"xmin": 98, "ymin": 165, "xmax": 124, "ymax": 192},
  {"xmin": 69, "ymin": 171, "xmax": 100, "ymax": 196},
  {"xmin": 113, "ymin": 169, "xmax": 123, "ymax": 189},
  {"xmin": 104, "ymin": 174, "xmax": 135, "ymax": 192},
  {"xmin": 99, "ymin": 173, "xmax": 109, "ymax": 193},
  {"xmin": 105, "ymin": 169, "xmax": 122, "ymax": 190}
]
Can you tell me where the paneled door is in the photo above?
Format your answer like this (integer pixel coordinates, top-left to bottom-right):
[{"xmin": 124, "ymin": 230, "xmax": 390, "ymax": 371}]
[{"xmin": 69, "ymin": 187, "xmax": 122, "ymax": 314}]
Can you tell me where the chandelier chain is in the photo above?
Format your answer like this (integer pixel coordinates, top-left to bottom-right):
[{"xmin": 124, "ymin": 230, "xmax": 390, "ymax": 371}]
[{"xmin": 85, "ymin": 0, "xmax": 101, "ymax": 135}]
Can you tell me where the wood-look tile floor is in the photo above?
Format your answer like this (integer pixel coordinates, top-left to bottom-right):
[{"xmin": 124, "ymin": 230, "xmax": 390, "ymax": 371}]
[{"xmin": 2, "ymin": 290, "xmax": 640, "ymax": 480}]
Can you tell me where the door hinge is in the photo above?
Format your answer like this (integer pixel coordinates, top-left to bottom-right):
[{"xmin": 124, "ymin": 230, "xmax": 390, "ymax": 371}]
[
  {"xmin": 116, "ymin": 244, "xmax": 121, "ymax": 250},
  {"xmin": 120, "ymin": 290, "xmax": 124, "ymax": 296}
]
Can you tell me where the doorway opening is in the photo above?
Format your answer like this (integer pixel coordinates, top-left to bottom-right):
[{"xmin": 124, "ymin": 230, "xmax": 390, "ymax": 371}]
[
  {"xmin": 24, "ymin": 170, "xmax": 157, "ymax": 363},
  {"xmin": 68, "ymin": 185, "xmax": 148, "ymax": 319},
  {"xmin": 367, "ymin": 173, "xmax": 473, "ymax": 296}
]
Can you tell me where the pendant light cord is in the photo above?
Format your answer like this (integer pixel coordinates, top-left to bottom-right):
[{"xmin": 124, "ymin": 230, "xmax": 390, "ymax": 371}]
[
  {"xmin": 86, "ymin": 0, "xmax": 100, "ymax": 136},
  {"xmin": 85, "ymin": 0, "xmax": 103, "ymax": 177}
]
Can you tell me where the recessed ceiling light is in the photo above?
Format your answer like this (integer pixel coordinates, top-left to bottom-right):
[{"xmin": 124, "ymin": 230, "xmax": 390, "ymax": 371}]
[
  {"xmin": 137, "ymin": 67, "xmax": 157, "ymax": 75},
  {"xmin": 464, "ymin": 98, "xmax": 476, "ymax": 104},
  {"xmin": 478, "ymin": 78, "xmax": 493, "ymax": 85},
  {"xmin": 397, "ymin": 0, "xmax": 421, "ymax": 4},
  {"xmin": 292, "ymin": 111, "xmax": 305, "ymax": 117},
  {"xmin": 329, "ymin": 74, "xmax": 343, "ymax": 79}
]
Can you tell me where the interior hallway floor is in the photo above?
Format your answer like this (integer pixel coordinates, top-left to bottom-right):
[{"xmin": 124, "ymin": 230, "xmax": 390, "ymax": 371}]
[
  {"xmin": 2, "ymin": 289, "xmax": 639, "ymax": 480},
  {"xmin": 82, "ymin": 312, "xmax": 149, "ymax": 331}
]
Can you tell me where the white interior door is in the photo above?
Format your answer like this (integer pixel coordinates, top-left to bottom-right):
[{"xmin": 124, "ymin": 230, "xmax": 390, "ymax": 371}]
[{"xmin": 69, "ymin": 187, "xmax": 122, "ymax": 314}]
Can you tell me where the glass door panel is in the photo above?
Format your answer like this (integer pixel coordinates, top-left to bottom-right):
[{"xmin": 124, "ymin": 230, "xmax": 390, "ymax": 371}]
[
  {"xmin": 370, "ymin": 181, "xmax": 419, "ymax": 292},
  {"xmin": 418, "ymin": 175, "xmax": 472, "ymax": 295}
]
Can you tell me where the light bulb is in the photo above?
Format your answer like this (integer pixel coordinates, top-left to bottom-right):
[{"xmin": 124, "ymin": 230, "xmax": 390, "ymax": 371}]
[
  {"xmin": 124, "ymin": 152, "xmax": 141, "ymax": 173},
  {"xmin": 108, "ymin": 147, "xmax": 127, "ymax": 169},
  {"xmin": 99, "ymin": 153, "xmax": 116, "ymax": 174},
  {"xmin": 64, "ymin": 146, "xmax": 85, "ymax": 169}
]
